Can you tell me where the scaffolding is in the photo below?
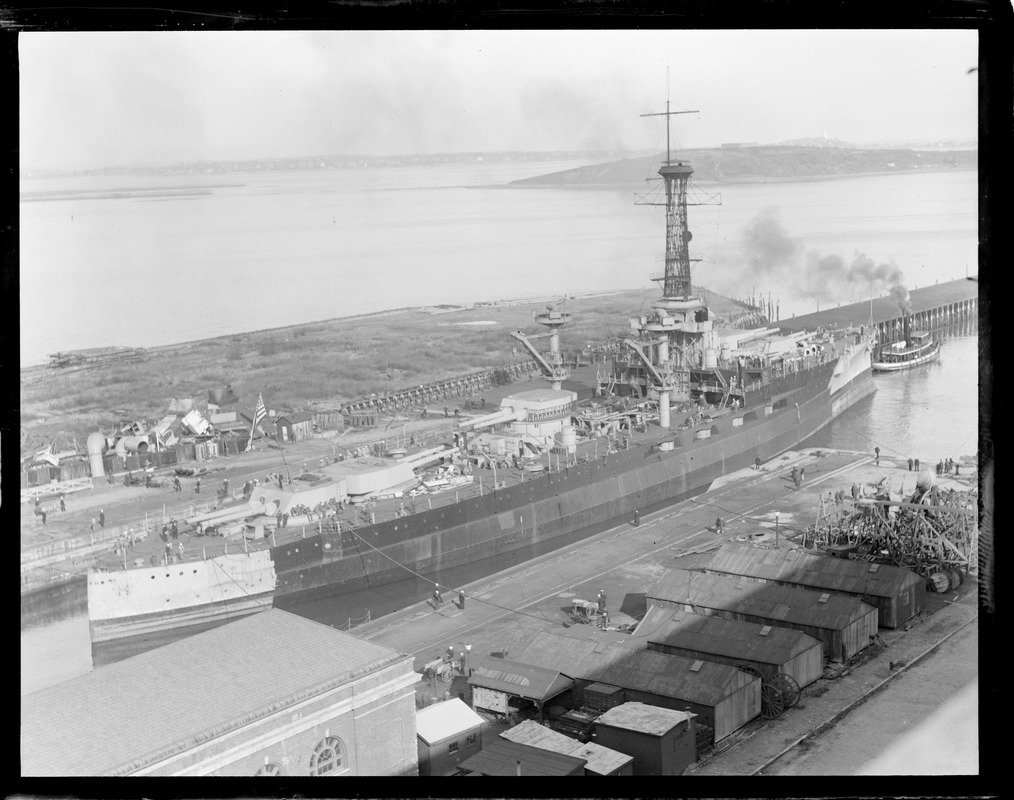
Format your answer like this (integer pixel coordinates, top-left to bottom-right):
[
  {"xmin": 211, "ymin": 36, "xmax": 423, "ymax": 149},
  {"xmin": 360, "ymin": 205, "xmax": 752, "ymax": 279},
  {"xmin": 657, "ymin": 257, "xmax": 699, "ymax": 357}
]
[{"xmin": 806, "ymin": 485, "xmax": 978, "ymax": 579}]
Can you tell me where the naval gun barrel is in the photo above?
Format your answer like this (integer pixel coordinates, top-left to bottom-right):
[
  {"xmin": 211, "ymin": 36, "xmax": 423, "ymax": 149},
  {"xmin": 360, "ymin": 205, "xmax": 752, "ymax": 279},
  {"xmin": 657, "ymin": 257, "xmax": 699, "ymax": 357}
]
[{"xmin": 456, "ymin": 406, "xmax": 528, "ymax": 433}]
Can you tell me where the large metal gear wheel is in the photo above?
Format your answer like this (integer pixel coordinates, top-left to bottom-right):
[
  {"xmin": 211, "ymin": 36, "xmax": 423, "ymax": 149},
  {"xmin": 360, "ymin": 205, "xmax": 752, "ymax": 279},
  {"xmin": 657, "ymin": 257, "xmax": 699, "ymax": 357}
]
[
  {"xmin": 771, "ymin": 672, "xmax": 801, "ymax": 709},
  {"xmin": 735, "ymin": 663, "xmax": 765, "ymax": 679},
  {"xmin": 760, "ymin": 684, "xmax": 785, "ymax": 719}
]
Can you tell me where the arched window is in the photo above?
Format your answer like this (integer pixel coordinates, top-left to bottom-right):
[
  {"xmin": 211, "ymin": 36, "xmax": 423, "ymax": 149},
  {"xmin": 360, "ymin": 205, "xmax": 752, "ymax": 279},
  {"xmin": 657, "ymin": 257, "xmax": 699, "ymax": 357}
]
[
  {"xmin": 309, "ymin": 736, "xmax": 345, "ymax": 775},
  {"xmin": 255, "ymin": 762, "xmax": 285, "ymax": 776}
]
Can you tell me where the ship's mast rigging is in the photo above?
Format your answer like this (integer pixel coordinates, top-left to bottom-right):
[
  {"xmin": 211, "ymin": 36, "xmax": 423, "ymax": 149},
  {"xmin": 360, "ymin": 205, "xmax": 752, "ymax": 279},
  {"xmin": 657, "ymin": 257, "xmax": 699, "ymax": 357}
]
[
  {"xmin": 621, "ymin": 94, "xmax": 721, "ymax": 423},
  {"xmin": 640, "ymin": 100, "xmax": 698, "ymax": 301}
]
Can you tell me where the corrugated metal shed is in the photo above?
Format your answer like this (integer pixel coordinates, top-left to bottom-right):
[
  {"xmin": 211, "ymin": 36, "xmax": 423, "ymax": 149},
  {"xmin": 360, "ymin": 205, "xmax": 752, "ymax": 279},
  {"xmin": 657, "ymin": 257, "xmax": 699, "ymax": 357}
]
[
  {"xmin": 21, "ymin": 610, "xmax": 412, "ymax": 777},
  {"xmin": 500, "ymin": 720, "xmax": 633, "ymax": 776},
  {"xmin": 416, "ymin": 698, "xmax": 484, "ymax": 745},
  {"xmin": 647, "ymin": 569, "xmax": 879, "ymax": 663},
  {"xmin": 648, "ymin": 569, "xmax": 873, "ymax": 631},
  {"xmin": 637, "ymin": 605, "xmax": 825, "ymax": 688},
  {"xmin": 457, "ymin": 738, "xmax": 586, "ymax": 776},
  {"xmin": 708, "ymin": 542, "xmax": 922, "ymax": 597},
  {"xmin": 467, "ymin": 657, "xmax": 574, "ymax": 702},
  {"xmin": 595, "ymin": 702, "xmax": 692, "ymax": 736},
  {"xmin": 512, "ymin": 629, "xmax": 752, "ymax": 708},
  {"xmin": 705, "ymin": 542, "xmax": 925, "ymax": 628},
  {"xmin": 638, "ymin": 605, "xmax": 821, "ymax": 666}
]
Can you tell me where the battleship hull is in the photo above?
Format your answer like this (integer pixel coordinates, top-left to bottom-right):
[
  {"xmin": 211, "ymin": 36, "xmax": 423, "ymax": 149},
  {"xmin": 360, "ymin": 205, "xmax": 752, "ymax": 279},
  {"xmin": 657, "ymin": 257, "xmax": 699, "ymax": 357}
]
[{"xmin": 87, "ymin": 341, "xmax": 875, "ymax": 642}]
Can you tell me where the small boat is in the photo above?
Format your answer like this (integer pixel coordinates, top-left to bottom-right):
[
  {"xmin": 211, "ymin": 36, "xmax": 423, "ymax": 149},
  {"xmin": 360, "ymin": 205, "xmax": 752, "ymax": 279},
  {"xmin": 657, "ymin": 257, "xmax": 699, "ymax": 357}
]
[{"xmin": 872, "ymin": 326, "xmax": 940, "ymax": 372}]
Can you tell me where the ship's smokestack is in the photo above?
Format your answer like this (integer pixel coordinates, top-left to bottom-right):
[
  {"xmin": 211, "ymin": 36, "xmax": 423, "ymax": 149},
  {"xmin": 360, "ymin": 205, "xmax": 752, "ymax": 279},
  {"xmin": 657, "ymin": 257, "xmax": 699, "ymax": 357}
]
[{"xmin": 903, "ymin": 314, "xmax": 911, "ymax": 345}]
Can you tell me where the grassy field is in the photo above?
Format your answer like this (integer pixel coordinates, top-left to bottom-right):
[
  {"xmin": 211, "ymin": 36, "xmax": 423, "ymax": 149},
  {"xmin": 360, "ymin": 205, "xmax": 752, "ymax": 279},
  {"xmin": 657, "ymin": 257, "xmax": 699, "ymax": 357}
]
[{"xmin": 20, "ymin": 288, "xmax": 752, "ymax": 452}]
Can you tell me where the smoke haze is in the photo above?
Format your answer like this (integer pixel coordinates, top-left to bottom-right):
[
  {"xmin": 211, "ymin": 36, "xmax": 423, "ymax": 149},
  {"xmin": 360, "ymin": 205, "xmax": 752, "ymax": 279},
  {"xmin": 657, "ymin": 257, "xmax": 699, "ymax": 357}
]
[{"xmin": 732, "ymin": 207, "xmax": 911, "ymax": 313}]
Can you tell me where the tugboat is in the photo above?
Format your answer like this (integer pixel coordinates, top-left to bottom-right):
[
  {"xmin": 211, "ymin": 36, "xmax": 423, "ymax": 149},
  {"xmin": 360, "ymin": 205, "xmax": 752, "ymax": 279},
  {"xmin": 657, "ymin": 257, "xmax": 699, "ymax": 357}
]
[{"xmin": 872, "ymin": 316, "xmax": 940, "ymax": 372}]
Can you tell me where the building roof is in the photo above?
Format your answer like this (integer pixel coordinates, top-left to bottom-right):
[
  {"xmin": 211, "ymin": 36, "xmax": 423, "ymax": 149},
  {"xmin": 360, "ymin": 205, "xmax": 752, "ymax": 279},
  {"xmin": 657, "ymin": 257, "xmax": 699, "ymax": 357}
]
[
  {"xmin": 276, "ymin": 411, "xmax": 314, "ymax": 425},
  {"xmin": 511, "ymin": 629, "xmax": 756, "ymax": 707},
  {"xmin": 416, "ymin": 698, "xmax": 484, "ymax": 745},
  {"xmin": 21, "ymin": 610, "xmax": 411, "ymax": 777},
  {"xmin": 647, "ymin": 569, "xmax": 878, "ymax": 632},
  {"xmin": 595, "ymin": 702, "xmax": 692, "ymax": 736},
  {"xmin": 467, "ymin": 657, "xmax": 574, "ymax": 702},
  {"xmin": 637, "ymin": 605, "xmax": 823, "ymax": 665},
  {"xmin": 500, "ymin": 720, "xmax": 633, "ymax": 776},
  {"xmin": 457, "ymin": 738, "xmax": 586, "ymax": 776},
  {"xmin": 707, "ymin": 541, "xmax": 924, "ymax": 598}
]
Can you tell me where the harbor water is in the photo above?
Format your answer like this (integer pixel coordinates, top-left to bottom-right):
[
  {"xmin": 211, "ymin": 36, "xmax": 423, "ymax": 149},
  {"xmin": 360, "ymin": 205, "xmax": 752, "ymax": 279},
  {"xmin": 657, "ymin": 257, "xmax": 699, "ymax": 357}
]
[{"xmin": 20, "ymin": 165, "xmax": 980, "ymax": 693}]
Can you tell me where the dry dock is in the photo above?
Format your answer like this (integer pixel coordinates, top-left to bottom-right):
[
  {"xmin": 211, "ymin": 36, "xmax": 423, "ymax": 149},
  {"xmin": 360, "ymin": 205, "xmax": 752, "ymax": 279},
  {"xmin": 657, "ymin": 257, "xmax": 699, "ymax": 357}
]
[{"xmin": 346, "ymin": 446, "xmax": 977, "ymax": 773}]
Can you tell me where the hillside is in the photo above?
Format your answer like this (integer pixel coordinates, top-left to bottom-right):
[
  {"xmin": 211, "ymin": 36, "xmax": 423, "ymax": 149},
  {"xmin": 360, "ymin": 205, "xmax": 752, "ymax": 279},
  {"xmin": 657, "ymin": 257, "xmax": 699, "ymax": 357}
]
[
  {"xmin": 511, "ymin": 146, "xmax": 977, "ymax": 186},
  {"xmin": 20, "ymin": 288, "xmax": 758, "ymax": 453}
]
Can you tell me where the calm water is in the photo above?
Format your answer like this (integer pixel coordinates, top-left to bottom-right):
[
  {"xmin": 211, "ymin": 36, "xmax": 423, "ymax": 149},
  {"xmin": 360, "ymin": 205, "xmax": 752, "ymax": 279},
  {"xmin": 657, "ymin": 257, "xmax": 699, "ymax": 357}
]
[
  {"xmin": 20, "ymin": 166, "xmax": 976, "ymax": 365},
  {"xmin": 20, "ymin": 164, "xmax": 980, "ymax": 694}
]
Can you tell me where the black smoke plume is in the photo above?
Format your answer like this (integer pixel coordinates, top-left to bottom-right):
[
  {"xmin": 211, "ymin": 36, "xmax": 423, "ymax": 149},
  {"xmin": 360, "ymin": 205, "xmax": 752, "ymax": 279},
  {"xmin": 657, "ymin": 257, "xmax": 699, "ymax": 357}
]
[{"xmin": 732, "ymin": 207, "xmax": 910, "ymax": 312}]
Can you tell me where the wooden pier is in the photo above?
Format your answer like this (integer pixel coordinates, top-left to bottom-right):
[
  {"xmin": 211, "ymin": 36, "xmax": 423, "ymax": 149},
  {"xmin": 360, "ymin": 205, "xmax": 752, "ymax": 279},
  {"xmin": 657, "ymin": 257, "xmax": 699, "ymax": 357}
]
[{"xmin": 776, "ymin": 277, "xmax": 978, "ymax": 341}]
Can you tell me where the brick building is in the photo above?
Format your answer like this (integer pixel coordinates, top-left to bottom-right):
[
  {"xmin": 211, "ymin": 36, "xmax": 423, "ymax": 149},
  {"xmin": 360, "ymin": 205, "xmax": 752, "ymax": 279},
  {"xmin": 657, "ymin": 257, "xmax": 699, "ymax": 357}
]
[{"xmin": 21, "ymin": 610, "xmax": 419, "ymax": 776}]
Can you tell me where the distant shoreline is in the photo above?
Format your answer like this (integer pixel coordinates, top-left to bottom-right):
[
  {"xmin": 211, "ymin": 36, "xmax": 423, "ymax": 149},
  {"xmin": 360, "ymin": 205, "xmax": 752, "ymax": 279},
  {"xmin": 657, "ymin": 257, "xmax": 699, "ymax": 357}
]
[{"xmin": 20, "ymin": 289, "xmax": 639, "ymax": 374}]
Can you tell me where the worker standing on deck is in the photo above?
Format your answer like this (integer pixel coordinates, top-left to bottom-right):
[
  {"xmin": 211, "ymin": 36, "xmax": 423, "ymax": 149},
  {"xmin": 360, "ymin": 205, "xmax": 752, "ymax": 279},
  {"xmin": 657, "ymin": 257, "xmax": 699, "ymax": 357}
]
[
  {"xmin": 171, "ymin": 519, "xmax": 178, "ymax": 539},
  {"xmin": 195, "ymin": 477, "xmax": 201, "ymax": 494},
  {"xmin": 914, "ymin": 458, "xmax": 920, "ymax": 472},
  {"xmin": 59, "ymin": 495, "xmax": 66, "ymax": 512},
  {"xmin": 99, "ymin": 509, "xmax": 105, "ymax": 528},
  {"xmin": 223, "ymin": 478, "xmax": 229, "ymax": 494},
  {"xmin": 715, "ymin": 517, "xmax": 725, "ymax": 535},
  {"xmin": 907, "ymin": 457, "xmax": 914, "ymax": 471},
  {"xmin": 874, "ymin": 446, "xmax": 880, "ymax": 465}
]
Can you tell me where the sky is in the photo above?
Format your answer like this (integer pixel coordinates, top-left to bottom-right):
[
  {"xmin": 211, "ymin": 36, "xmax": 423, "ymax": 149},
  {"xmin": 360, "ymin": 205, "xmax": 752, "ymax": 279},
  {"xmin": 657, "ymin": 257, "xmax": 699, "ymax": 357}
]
[{"xmin": 19, "ymin": 29, "xmax": 979, "ymax": 171}]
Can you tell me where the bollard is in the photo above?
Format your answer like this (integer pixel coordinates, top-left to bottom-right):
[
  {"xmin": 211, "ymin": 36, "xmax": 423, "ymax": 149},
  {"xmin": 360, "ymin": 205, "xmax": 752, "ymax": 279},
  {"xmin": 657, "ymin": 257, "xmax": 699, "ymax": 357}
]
[{"xmin": 633, "ymin": 510, "xmax": 640, "ymax": 527}]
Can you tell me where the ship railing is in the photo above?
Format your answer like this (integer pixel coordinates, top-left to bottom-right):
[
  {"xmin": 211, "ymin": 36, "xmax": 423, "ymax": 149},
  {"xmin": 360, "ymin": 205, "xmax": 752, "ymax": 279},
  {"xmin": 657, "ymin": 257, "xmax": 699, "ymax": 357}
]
[{"xmin": 332, "ymin": 610, "xmax": 371, "ymax": 631}]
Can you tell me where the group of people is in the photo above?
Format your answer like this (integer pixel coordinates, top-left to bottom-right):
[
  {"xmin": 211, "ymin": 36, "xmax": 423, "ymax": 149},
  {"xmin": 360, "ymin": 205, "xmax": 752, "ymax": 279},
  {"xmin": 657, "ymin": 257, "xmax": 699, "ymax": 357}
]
[
  {"xmin": 431, "ymin": 584, "xmax": 467, "ymax": 610},
  {"xmin": 937, "ymin": 457, "xmax": 961, "ymax": 476},
  {"xmin": 900, "ymin": 454, "xmax": 961, "ymax": 476}
]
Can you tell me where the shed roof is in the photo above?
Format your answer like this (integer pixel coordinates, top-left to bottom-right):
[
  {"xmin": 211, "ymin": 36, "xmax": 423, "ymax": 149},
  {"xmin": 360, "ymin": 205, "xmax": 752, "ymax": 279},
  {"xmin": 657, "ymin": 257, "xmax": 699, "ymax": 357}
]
[
  {"xmin": 21, "ymin": 610, "xmax": 411, "ymax": 777},
  {"xmin": 511, "ymin": 629, "xmax": 756, "ymax": 707},
  {"xmin": 276, "ymin": 411, "xmax": 314, "ymax": 424},
  {"xmin": 596, "ymin": 702, "xmax": 692, "ymax": 736},
  {"xmin": 467, "ymin": 657, "xmax": 574, "ymax": 702},
  {"xmin": 707, "ymin": 542, "xmax": 924, "ymax": 597},
  {"xmin": 416, "ymin": 698, "xmax": 485, "ymax": 745},
  {"xmin": 647, "ymin": 569, "xmax": 877, "ymax": 631},
  {"xmin": 637, "ymin": 605, "xmax": 823, "ymax": 665},
  {"xmin": 500, "ymin": 720, "xmax": 633, "ymax": 776},
  {"xmin": 457, "ymin": 738, "xmax": 586, "ymax": 776}
]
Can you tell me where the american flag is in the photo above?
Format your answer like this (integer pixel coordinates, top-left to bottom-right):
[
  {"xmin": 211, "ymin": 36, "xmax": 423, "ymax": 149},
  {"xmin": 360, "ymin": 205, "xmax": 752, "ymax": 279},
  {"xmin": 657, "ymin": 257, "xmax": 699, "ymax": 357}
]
[
  {"xmin": 245, "ymin": 394, "xmax": 267, "ymax": 452},
  {"xmin": 252, "ymin": 393, "xmax": 267, "ymax": 427}
]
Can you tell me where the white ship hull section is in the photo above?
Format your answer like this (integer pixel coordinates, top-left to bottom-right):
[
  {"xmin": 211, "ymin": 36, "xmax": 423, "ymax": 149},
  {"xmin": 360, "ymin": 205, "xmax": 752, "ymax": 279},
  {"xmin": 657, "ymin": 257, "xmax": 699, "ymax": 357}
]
[{"xmin": 88, "ymin": 551, "xmax": 276, "ymax": 625}]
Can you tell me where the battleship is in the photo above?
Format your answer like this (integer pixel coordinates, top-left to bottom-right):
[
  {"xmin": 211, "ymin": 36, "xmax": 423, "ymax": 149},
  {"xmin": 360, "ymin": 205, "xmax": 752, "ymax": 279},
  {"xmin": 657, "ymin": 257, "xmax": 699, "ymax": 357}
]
[{"xmin": 87, "ymin": 103, "xmax": 877, "ymax": 644}]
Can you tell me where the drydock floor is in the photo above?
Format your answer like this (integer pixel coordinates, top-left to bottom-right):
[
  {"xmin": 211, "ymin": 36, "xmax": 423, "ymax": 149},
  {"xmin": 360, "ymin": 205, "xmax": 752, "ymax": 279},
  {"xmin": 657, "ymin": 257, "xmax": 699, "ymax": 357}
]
[{"xmin": 348, "ymin": 447, "xmax": 979, "ymax": 775}]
